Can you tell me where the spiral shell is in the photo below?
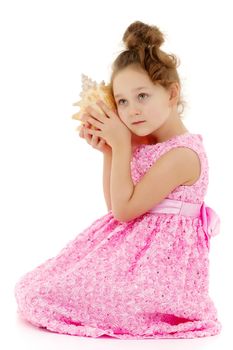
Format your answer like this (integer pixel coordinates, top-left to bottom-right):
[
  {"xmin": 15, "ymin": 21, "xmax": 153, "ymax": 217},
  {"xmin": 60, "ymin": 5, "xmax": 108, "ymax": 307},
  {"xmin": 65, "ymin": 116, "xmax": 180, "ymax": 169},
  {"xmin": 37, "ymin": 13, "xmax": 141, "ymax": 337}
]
[{"xmin": 71, "ymin": 74, "xmax": 116, "ymax": 131}]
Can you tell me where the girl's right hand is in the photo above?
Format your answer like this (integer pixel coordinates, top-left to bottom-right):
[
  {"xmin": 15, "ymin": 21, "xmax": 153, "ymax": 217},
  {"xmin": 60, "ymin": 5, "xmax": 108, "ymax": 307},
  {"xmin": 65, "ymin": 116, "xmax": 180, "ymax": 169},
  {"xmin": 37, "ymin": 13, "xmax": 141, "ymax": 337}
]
[{"xmin": 78, "ymin": 121, "xmax": 112, "ymax": 154}]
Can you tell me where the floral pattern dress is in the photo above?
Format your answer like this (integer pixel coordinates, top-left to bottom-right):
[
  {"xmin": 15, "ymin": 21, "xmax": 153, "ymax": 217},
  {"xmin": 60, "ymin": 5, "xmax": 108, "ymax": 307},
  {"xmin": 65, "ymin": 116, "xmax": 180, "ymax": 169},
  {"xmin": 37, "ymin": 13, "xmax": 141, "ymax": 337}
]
[{"xmin": 14, "ymin": 132, "xmax": 222, "ymax": 339}]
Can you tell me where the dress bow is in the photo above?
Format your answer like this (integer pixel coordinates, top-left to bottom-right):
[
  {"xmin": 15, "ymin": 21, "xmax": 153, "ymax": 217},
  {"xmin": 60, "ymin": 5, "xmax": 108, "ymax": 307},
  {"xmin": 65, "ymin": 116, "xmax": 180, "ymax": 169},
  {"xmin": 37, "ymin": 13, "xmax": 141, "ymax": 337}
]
[{"xmin": 200, "ymin": 202, "xmax": 221, "ymax": 248}]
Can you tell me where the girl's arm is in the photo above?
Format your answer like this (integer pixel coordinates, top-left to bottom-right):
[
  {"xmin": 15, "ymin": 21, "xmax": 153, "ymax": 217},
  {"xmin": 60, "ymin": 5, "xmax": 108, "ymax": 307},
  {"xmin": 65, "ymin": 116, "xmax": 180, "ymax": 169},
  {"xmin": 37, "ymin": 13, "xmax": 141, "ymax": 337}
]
[
  {"xmin": 103, "ymin": 150, "xmax": 112, "ymax": 212},
  {"xmin": 112, "ymin": 146, "xmax": 198, "ymax": 222},
  {"xmin": 110, "ymin": 141, "xmax": 134, "ymax": 220}
]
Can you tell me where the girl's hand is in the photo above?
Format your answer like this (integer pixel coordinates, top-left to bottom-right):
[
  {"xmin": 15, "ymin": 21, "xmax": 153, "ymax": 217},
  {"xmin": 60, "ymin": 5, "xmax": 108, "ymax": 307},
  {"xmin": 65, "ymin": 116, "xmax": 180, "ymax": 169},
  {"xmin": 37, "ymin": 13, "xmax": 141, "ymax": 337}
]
[
  {"xmin": 79, "ymin": 121, "xmax": 112, "ymax": 154},
  {"xmin": 82, "ymin": 100, "xmax": 132, "ymax": 149}
]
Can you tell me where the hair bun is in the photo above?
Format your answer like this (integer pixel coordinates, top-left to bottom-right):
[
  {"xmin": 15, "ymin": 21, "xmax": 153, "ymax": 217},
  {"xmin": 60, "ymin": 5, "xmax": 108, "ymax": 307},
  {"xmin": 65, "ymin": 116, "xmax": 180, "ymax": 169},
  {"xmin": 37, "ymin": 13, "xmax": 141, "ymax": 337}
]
[{"xmin": 123, "ymin": 20, "xmax": 164, "ymax": 50}]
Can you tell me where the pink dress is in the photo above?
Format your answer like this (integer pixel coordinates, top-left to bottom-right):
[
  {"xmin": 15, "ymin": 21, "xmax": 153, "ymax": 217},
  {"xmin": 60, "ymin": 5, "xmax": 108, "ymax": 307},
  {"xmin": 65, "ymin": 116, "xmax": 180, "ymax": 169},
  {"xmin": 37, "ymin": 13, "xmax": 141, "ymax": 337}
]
[{"xmin": 14, "ymin": 132, "xmax": 222, "ymax": 339}]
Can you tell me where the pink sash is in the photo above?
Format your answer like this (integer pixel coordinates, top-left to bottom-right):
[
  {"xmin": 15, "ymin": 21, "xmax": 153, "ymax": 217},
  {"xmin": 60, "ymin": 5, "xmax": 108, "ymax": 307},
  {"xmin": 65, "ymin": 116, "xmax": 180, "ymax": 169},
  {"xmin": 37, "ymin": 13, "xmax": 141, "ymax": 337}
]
[{"xmin": 149, "ymin": 198, "xmax": 220, "ymax": 248}]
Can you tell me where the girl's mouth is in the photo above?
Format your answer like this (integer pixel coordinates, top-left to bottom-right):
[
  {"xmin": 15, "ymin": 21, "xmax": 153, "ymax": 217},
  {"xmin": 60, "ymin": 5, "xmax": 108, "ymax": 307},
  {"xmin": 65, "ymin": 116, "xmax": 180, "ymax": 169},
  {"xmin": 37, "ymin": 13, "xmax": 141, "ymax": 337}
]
[{"xmin": 132, "ymin": 121, "xmax": 145, "ymax": 125}]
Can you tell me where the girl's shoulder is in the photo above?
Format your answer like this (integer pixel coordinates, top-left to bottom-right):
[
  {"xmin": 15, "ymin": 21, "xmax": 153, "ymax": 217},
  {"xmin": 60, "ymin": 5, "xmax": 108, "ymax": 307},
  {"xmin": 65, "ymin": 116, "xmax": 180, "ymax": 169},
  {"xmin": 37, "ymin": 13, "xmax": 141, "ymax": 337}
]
[
  {"xmin": 132, "ymin": 132, "xmax": 203, "ymax": 154},
  {"xmin": 131, "ymin": 133, "xmax": 207, "ymax": 178},
  {"xmin": 131, "ymin": 132, "xmax": 208, "ymax": 199}
]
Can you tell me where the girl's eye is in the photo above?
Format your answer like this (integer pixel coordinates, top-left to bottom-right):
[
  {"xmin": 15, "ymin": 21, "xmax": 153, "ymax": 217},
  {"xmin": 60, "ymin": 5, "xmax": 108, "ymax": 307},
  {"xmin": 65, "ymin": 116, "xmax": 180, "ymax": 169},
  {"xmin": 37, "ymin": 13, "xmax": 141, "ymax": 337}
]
[
  {"xmin": 117, "ymin": 93, "xmax": 148, "ymax": 105},
  {"xmin": 118, "ymin": 98, "xmax": 126, "ymax": 105},
  {"xmin": 138, "ymin": 93, "xmax": 148, "ymax": 100}
]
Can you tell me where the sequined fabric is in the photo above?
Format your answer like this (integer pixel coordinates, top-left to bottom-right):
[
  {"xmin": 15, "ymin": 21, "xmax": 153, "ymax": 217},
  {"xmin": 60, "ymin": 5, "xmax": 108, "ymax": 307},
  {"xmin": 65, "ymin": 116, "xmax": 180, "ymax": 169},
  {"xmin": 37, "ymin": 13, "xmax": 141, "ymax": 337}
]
[{"xmin": 14, "ymin": 132, "xmax": 222, "ymax": 339}]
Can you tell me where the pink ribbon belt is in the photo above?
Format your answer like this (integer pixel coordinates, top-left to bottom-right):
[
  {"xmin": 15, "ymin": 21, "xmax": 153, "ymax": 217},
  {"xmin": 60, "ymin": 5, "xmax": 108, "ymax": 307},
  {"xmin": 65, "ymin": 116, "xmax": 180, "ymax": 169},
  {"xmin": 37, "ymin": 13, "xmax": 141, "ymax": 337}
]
[{"xmin": 149, "ymin": 198, "xmax": 220, "ymax": 247}]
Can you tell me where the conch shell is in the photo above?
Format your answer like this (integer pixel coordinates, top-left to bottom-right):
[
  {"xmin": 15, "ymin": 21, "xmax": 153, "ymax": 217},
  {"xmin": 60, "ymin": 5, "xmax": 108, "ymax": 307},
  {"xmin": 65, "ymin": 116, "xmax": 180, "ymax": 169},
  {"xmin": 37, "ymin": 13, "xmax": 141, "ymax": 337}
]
[{"xmin": 72, "ymin": 74, "xmax": 116, "ymax": 132}]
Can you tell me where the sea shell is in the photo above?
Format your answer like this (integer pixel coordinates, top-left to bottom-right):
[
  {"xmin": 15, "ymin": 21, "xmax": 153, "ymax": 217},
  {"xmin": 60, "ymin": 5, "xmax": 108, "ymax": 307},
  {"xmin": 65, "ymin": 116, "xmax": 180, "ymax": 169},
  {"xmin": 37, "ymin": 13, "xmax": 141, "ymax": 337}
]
[{"xmin": 72, "ymin": 74, "xmax": 116, "ymax": 131}]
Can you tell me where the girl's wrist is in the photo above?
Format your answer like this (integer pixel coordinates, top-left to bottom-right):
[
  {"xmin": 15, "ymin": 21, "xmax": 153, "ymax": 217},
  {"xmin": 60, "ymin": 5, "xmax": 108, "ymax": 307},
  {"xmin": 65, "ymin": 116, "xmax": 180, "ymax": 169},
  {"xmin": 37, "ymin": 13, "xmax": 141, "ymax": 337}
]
[{"xmin": 103, "ymin": 149, "xmax": 112, "ymax": 157}]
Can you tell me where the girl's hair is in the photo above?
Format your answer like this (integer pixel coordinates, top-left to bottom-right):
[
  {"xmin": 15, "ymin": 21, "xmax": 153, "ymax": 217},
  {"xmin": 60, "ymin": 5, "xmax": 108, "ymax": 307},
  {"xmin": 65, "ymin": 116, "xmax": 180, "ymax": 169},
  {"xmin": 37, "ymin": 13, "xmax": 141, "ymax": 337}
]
[{"xmin": 109, "ymin": 21, "xmax": 186, "ymax": 119}]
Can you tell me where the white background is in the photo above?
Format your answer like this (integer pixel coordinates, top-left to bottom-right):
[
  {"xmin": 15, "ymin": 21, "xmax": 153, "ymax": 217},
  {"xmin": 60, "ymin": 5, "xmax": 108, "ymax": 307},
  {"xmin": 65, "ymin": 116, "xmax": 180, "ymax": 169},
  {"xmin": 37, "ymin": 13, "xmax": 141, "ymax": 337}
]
[{"xmin": 0, "ymin": 0, "xmax": 232, "ymax": 349}]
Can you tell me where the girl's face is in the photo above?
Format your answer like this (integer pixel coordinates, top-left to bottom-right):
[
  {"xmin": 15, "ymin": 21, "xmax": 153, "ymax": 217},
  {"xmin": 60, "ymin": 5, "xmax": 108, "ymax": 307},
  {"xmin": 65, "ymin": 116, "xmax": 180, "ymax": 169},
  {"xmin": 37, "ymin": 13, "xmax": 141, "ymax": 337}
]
[{"xmin": 112, "ymin": 65, "xmax": 173, "ymax": 137}]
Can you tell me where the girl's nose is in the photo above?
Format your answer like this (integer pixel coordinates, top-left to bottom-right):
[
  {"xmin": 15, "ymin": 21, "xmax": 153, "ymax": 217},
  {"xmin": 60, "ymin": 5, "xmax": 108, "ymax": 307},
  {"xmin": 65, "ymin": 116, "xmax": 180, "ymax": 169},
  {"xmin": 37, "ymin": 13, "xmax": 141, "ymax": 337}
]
[{"xmin": 130, "ymin": 107, "xmax": 142, "ymax": 117}]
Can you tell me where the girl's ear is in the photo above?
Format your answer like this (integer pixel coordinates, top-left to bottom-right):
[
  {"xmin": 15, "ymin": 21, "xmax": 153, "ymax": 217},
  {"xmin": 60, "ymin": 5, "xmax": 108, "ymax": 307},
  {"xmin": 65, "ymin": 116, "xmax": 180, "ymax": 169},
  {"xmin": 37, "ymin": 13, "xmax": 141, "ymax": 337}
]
[{"xmin": 168, "ymin": 82, "xmax": 180, "ymax": 106}]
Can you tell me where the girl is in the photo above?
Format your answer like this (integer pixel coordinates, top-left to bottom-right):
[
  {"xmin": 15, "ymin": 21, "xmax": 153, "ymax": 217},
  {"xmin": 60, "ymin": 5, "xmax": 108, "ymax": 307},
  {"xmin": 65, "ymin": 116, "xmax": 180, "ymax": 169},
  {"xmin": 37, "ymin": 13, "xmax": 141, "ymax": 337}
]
[{"xmin": 14, "ymin": 20, "xmax": 221, "ymax": 339}]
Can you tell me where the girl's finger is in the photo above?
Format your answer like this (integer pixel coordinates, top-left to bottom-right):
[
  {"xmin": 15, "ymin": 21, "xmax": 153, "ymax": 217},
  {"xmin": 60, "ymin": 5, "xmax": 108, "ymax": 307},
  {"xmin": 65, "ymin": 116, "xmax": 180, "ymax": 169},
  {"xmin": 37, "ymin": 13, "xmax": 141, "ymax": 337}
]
[
  {"xmin": 98, "ymin": 138, "xmax": 105, "ymax": 147},
  {"xmin": 90, "ymin": 134, "xmax": 99, "ymax": 147},
  {"xmin": 83, "ymin": 124, "xmax": 92, "ymax": 144},
  {"xmin": 79, "ymin": 125, "xmax": 84, "ymax": 138}
]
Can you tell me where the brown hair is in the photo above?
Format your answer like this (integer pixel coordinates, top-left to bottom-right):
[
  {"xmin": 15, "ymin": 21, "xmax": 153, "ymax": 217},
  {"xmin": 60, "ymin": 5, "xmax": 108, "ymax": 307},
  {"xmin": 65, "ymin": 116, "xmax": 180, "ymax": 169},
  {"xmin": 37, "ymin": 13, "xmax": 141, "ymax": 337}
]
[{"xmin": 109, "ymin": 21, "xmax": 186, "ymax": 119}]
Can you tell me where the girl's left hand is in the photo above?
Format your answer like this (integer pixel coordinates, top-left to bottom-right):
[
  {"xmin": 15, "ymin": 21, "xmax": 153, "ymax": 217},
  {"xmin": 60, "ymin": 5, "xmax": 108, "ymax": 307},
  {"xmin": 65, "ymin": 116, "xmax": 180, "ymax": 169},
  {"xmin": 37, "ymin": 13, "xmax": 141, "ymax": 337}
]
[{"xmin": 81, "ymin": 100, "xmax": 132, "ymax": 149}]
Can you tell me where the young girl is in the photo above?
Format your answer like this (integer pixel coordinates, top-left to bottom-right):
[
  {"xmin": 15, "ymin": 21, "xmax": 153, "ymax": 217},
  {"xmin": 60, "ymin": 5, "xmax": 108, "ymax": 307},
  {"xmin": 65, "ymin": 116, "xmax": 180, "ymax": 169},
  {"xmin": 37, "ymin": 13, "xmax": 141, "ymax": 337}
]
[{"xmin": 14, "ymin": 20, "xmax": 221, "ymax": 339}]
